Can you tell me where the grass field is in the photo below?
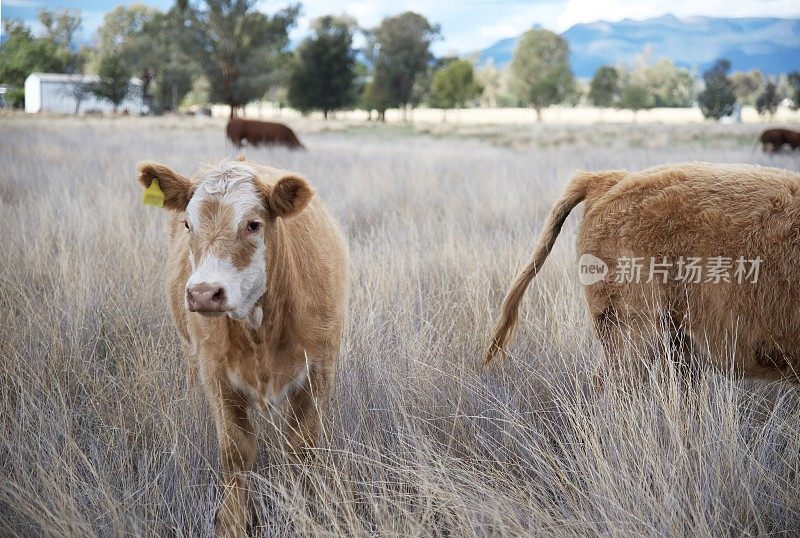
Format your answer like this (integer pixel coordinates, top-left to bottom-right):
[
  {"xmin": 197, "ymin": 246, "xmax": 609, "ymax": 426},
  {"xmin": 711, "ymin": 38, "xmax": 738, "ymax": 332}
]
[{"xmin": 1, "ymin": 115, "xmax": 800, "ymax": 536}]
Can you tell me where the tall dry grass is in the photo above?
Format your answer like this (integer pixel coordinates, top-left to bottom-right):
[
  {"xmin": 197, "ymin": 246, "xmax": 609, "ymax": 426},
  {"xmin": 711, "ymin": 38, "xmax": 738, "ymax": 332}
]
[{"xmin": 1, "ymin": 116, "xmax": 799, "ymax": 536}]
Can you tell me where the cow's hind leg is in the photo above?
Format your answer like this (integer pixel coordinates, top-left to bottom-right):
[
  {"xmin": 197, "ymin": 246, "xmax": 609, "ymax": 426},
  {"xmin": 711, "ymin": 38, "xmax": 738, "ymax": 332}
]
[
  {"xmin": 663, "ymin": 310, "xmax": 698, "ymax": 379},
  {"xmin": 203, "ymin": 376, "xmax": 256, "ymax": 537},
  {"xmin": 594, "ymin": 303, "xmax": 697, "ymax": 387},
  {"xmin": 593, "ymin": 305, "xmax": 662, "ymax": 384}
]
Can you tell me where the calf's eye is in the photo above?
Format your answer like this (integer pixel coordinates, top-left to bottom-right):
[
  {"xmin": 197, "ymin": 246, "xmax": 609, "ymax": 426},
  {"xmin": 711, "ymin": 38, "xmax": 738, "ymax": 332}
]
[
  {"xmin": 184, "ymin": 221, "xmax": 189, "ymax": 230},
  {"xmin": 247, "ymin": 221, "xmax": 262, "ymax": 232}
]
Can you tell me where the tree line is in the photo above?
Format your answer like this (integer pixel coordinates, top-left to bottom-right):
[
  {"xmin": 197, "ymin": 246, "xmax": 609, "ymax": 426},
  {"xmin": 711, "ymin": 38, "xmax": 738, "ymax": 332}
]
[
  {"xmin": 2, "ymin": 1, "xmax": 798, "ymax": 120},
  {"xmin": 589, "ymin": 57, "xmax": 799, "ymax": 120}
]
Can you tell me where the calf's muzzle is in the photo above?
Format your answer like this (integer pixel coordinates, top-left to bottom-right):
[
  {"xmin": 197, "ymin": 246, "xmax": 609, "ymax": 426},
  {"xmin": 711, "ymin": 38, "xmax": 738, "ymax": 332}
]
[{"xmin": 186, "ymin": 283, "xmax": 227, "ymax": 313}]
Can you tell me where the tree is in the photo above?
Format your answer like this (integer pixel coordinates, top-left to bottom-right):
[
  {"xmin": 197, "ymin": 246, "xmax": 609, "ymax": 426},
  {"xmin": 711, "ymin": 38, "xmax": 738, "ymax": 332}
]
[
  {"xmin": 288, "ymin": 15, "xmax": 358, "ymax": 119},
  {"xmin": 62, "ymin": 80, "xmax": 92, "ymax": 114},
  {"xmin": 510, "ymin": 28, "xmax": 575, "ymax": 122},
  {"xmin": 476, "ymin": 60, "xmax": 500, "ymax": 108},
  {"xmin": 95, "ymin": 5, "xmax": 157, "ymax": 107},
  {"xmin": 0, "ymin": 20, "xmax": 73, "ymax": 107},
  {"xmin": 787, "ymin": 71, "xmax": 800, "ymax": 111},
  {"xmin": 731, "ymin": 70, "xmax": 764, "ymax": 106},
  {"xmin": 643, "ymin": 58, "xmax": 694, "ymax": 107},
  {"xmin": 37, "ymin": 8, "xmax": 84, "ymax": 74},
  {"xmin": 360, "ymin": 81, "xmax": 393, "ymax": 121},
  {"xmin": 191, "ymin": 0, "xmax": 299, "ymax": 118},
  {"xmin": 93, "ymin": 53, "xmax": 131, "ymax": 112},
  {"xmin": 134, "ymin": 6, "xmax": 198, "ymax": 112},
  {"xmin": 38, "ymin": 8, "xmax": 82, "ymax": 50},
  {"xmin": 756, "ymin": 80, "xmax": 782, "ymax": 119},
  {"xmin": 366, "ymin": 11, "xmax": 440, "ymax": 122},
  {"xmin": 95, "ymin": 3, "xmax": 200, "ymax": 113},
  {"xmin": 618, "ymin": 78, "xmax": 653, "ymax": 119},
  {"xmin": 429, "ymin": 59, "xmax": 482, "ymax": 120},
  {"xmin": 588, "ymin": 65, "xmax": 620, "ymax": 107},
  {"xmin": 96, "ymin": 5, "xmax": 155, "ymax": 53},
  {"xmin": 698, "ymin": 59, "xmax": 736, "ymax": 120}
]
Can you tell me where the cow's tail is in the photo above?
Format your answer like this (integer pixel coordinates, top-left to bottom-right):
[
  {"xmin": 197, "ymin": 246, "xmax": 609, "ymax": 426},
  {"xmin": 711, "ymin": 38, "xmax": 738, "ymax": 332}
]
[{"xmin": 484, "ymin": 171, "xmax": 608, "ymax": 364}]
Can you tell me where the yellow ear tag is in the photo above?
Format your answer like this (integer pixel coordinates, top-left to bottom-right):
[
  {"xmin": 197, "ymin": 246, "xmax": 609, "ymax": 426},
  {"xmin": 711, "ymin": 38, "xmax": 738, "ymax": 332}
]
[{"xmin": 142, "ymin": 178, "xmax": 165, "ymax": 208}]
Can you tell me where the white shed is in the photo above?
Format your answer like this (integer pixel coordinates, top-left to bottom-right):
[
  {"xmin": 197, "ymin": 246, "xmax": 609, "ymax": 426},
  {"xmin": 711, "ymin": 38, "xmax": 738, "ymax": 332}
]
[{"xmin": 24, "ymin": 73, "xmax": 148, "ymax": 115}]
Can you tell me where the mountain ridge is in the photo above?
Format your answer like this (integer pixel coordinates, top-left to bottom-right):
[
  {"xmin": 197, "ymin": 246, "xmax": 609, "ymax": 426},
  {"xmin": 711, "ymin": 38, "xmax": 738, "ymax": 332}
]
[{"xmin": 476, "ymin": 14, "xmax": 800, "ymax": 77}]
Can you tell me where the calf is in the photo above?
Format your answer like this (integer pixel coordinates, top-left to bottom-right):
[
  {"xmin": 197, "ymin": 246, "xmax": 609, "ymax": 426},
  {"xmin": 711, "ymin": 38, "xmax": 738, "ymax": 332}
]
[
  {"xmin": 486, "ymin": 163, "xmax": 800, "ymax": 384},
  {"xmin": 136, "ymin": 156, "xmax": 349, "ymax": 535},
  {"xmin": 226, "ymin": 118, "xmax": 305, "ymax": 150}
]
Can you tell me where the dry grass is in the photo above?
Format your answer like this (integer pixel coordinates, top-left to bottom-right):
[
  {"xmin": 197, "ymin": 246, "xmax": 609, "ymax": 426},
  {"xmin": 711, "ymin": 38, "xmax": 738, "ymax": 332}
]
[{"xmin": 1, "ymin": 116, "xmax": 800, "ymax": 537}]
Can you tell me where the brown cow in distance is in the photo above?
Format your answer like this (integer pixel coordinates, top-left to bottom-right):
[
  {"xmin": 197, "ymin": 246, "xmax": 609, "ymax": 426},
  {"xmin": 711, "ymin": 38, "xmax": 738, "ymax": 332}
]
[
  {"xmin": 226, "ymin": 117, "xmax": 305, "ymax": 150},
  {"xmin": 486, "ymin": 163, "xmax": 800, "ymax": 385},
  {"xmin": 759, "ymin": 128, "xmax": 800, "ymax": 153},
  {"xmin": 136, "ymin": 156, "xmax": 348, "ymax": 535}
]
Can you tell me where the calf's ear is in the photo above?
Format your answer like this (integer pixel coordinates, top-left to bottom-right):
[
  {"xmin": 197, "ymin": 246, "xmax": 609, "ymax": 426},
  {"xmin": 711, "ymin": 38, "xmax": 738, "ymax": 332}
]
[
  {"xmin": 136, "ymin": 161, "xmax": 194, "ymax": 211},
  {"xmin": 265, "ymin": 175, "xmax": 314, "ymax": 219}
]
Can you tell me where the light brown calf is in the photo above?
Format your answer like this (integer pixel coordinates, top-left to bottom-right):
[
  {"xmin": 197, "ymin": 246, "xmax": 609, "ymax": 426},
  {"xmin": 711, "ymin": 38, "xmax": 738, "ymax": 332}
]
[
  {"xmin": 136, "ymin": 157, "xmax": 349, "ymax": 536},
  {"xmin": 486, "ymin": 162, "xmax": 800, "ymax": 383}
]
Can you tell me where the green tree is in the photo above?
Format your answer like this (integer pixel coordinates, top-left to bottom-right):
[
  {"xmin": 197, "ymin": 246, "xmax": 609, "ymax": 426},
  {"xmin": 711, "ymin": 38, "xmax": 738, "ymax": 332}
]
[
  {"xmin": 475, "ymin": 60, "xmax": 501, "ymax": 108},
  {"xmin": 698, "ymin": 59, "xmax": 736, "ymax": 120},
  {"xmin": 95, "ymin": 3, "xmax": 200, "ymax": 113},
  {"xmin": 510, "ymin": 28, "xmax": 575, "ymax": 122},
  {"xmin": 731, "ymin": 70, "xmax": 764, "ymax": 106},
  {"xmin": 618, "ymin": 76, "xmax": 653, "ymax": 119},
  {"xmin": 62, "ymin": 80, "xmax": 92, "ymax": 114},
  {"xmin": 191, "ymin": 0, "xmax": 299, "ymax": 118},
  {"xmin": 94, "ymin": 5, "xmax": 157, "ymax": 107},
  {"xmin": 787, "ymin": 71, "xmax": 800, "ymax": 111},
  {"xmin": 96, "ymin": 4, "xmax": 155, "ymax": 54},
  {"xmin": 38, "ymin": 8, "xmax": 82, "ymax": 50},
  {"xmin": 643, "ymin": 58, "xmax": 694, "ymax": 107},
  {"xmin": 429, "ymin": 59, "xmax": 482, "ymax": 120},
  {"xmin": 360, "ymin": 81, "xmax": 393, "ymax": 121},
  {"xmin": 756, "ymin": 80, "xmax": 782, "ymax": 118},
  {"xmin": 38, "ymin": 8, "xmax": 86, "ymax": 75},
  {"xmin": 588, "ymin": 65, "xmax": 620, "ymax": 107},
  {"xmin": 288, "ymin": 15, "xmax": 358, "ymax": 119},
  {"xmin": 0, "ymin": 20, "xmax": 74, "ymax": 107},
  {"xmin": 134, "ymin": 6, "xmax": 198, "ymax": 112},
  {"xmin": 92, "ymin": 53, "xmax": 131, "ymax": 112},
  {"xmin": 366, "ymin": 11, "xmax": 440, "ymax": 122}
]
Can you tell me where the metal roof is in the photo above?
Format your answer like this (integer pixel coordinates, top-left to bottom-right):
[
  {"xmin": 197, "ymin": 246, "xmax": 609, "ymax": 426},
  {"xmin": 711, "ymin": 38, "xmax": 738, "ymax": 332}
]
[{"xmin": 28, "ymin": 73, "xmax": 144, "ymax": 86}]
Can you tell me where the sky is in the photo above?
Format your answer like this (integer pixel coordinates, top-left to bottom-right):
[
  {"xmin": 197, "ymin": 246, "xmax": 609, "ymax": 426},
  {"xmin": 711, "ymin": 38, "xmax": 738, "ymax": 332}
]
[{"xmin": 3, "ymin": 0, "xmax": 800, "ymax": 54}]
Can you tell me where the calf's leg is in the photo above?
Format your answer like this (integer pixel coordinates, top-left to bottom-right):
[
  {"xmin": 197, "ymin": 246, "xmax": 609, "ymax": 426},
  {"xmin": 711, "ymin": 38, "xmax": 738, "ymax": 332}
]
[
  {"xmin": 285, "ymin": 363, "xmax": 333, "ymax": 456},
  {"xmin": 202, "ymin": 374, "xmax": 256, "ymax": 537}
]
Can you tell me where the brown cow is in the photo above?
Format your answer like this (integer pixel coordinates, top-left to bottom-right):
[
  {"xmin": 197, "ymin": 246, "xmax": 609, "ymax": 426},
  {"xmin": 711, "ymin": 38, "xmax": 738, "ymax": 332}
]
[
  {"xmin": 136, "ymin": 156, "xmax": 348, "ymax": 535},
  {"xmin": 226, "ymin": 118, "xmax": 305, "ymax": 150},
  {"xmin": 486, "ymin": 163, "xmax": 800, "ymax": 384},
  {"xmin": 759, "ymin": 128, "xmax": 800, "ymax": 153}
]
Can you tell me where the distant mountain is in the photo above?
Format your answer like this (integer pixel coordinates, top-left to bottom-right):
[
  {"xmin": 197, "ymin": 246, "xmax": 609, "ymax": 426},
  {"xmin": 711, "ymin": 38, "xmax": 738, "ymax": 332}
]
[{"xmin": 477, "ymin": 14, "xmax": 800, "ymax": 77}]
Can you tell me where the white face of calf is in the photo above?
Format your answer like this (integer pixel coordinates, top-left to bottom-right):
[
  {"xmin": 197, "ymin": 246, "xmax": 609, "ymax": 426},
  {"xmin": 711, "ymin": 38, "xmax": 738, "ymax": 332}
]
[
  {"xmin": 184, "ymin": 162, "xmax": 268, "ymax": 321},
  {"xmin": 136, "ymin": 158, "xmax": 314, "ymax": 326}
]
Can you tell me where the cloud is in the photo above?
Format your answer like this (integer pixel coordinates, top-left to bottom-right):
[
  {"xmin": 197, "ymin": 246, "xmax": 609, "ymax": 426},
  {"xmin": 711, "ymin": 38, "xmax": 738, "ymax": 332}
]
[
  {"xmin": 255, "ymin": 0, "xmax": 568, "ymax": 54},
  {"xmin": 471, "ymin": 2, "xmax": 563, "ymax": 43}
]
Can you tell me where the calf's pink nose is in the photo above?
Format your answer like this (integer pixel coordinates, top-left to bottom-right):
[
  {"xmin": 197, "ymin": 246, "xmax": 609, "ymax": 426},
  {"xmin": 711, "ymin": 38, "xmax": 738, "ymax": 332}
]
[{"xmin": 186, "ymin": 283, "xmax": 226, "ymax": 312}]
